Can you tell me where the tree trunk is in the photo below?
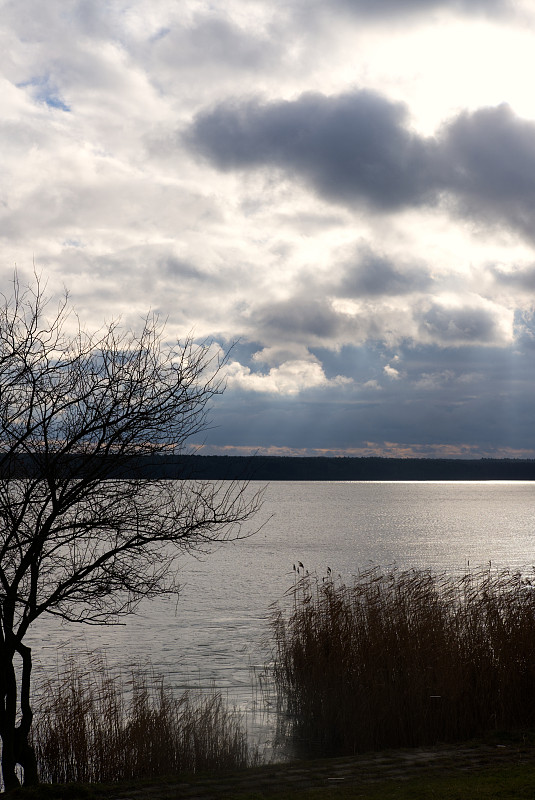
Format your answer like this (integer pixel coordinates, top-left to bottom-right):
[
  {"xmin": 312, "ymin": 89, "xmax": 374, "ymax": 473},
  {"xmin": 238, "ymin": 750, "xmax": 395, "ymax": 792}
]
[
  {"xmin": 14, "ymin": 726, "xmax": 38, "ymax": 786},
  {"xmin": 0, "ymin": 729, "xmax": 21, "ymax": 791},
  {"xmin": 16, "ymin": 641, "xmax": 39, "ymax": 786},
  {"xmin": 0, "ymin": 654, "xmax": 21, "ymax": 790},
  {"xmin": 0, "ymin": 642, "xmax": 39, "ymax": 788}
]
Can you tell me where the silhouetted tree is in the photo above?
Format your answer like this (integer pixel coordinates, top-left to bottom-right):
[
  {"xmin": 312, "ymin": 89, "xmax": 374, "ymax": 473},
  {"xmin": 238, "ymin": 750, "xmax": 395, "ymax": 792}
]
[{"xmin": 0, "ymin": 275, "xmax": 260, "ymax": 788}]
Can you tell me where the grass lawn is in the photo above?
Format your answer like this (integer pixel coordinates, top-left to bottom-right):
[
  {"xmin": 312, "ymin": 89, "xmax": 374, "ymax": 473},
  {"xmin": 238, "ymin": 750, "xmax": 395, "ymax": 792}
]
[
  {"xmin": 264, "ymin": 764, "xmax": 535, "ymax": 800},
  {"xmin": 8, "ymin": 739, "xmax": 535, "ymax": 800}
]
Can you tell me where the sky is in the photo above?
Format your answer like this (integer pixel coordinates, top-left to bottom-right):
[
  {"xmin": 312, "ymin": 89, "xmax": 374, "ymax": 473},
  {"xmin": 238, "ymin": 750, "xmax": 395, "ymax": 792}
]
[{"xmin": 2, "ymin": 0, "xmax": 535, "ymax": 459}]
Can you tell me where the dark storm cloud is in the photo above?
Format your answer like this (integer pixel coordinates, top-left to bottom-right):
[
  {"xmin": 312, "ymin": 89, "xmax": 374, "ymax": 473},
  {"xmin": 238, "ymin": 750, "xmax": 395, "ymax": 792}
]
[
  {"xmin": 416, "ymin": 302, "xmax": 501, "ymax": 343},
  {"xmin": 184, "ymin": 90, "xmax": 436, "ymax": 211},
  {"xmin": 185, "ymin": 93, "xmax": 535, "ymax": 240},
  {"xmin": 337, "ymin": 246, "xmax": 433, "ymax": 297},
  {"xmin": 439, "ymin": 104, "xmax": 535, "ymax": 237}
]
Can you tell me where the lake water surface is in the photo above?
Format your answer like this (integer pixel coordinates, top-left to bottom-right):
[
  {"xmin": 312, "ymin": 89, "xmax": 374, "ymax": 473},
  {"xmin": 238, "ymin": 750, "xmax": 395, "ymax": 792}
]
[{"xmin": 28, "ymin": 480, "xmax": 535, "ymax": 746}]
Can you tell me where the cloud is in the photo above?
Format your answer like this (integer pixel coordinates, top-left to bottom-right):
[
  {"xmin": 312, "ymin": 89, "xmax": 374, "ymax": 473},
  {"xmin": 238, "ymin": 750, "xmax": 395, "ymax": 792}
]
[
  {"xmin": 337, "ymin": 245, "xmax": 433, "ymax": 297},
  {"xmin": 149, "ymin": 16, "xmax": 278, "ymax": 74},
  {"xmin": 254, "ymin": 296, "xmax": 346, "ymax": 342},
  {"xmin": 415, "ymin": 299, "xmax": 512, "ymax": 345},
  {"xmin": 20, "ymin": 76, "xmax": 71, "ymax": 112},
  {"xmin": 184, "ymin": 90, "xmax": 436, "ymax": 211},
  {"xmin": 513, "ymin": 309, "xmax": 535, "ymax": 349},
  {"xmin": 384, "ymin": 363, "xmax": 401, "ymax": 379},
  {"xmin": 251, "ymin": 344, "xmax": 313, "ymax": 366},
  {"xmin": 491, "ymin": 263, "xmax": 535, "ymax": 292},
  {"xmin": 185, "ymin": 92, "xmax": 535, "ymax": 242},
  {"xmin": 414, "ymin": 370, "xmax": 454, "ymax": 389},
  {"xmin": 208, "ymin": 338, "xmax": 535, "ymax": 454},
  {"xmin": 226, "ymin": 357, "xmax": 351, "ymax": 395},
  {"xmin": 327, "ymin": 0, "xmax": 513, "ymax": 18},
  {"xmin": 362, "ymin": 379, "xmax": 381, "ymax": 391},
  {"xmin": 2, "ymin": 0, "xmax": 535, "ymax": 458},
  {"xmin": 439, "ymin": 104, "xmax": 535, "ymax": 238},
  {"xmin": 247, "ymin": 289, "xmax": 421, "ymax": 350}
]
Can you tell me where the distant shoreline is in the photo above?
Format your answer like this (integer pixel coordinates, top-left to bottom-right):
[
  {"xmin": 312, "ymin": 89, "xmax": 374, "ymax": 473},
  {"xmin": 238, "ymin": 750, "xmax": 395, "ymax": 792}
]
[
  {"xmin": 5, "ymin": 454, "xmax": 535, "ymax": 481},
  {"xmin": 132, "ymin": 454, "xmax": 535, "ymax": 481}
]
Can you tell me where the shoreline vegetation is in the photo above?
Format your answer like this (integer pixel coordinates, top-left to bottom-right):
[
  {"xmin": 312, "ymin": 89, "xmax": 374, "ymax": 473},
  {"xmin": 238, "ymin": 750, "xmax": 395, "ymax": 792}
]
[
  {"xmin": 30, "ymin": 657, "xmax": 258, "ymax": 786},
  {"xmin": 271, "ymin": 567, "xmax": 535, "ymax": 757},
  {"xmin": 17, "ymin": 565, "xmax": 535, "ymax": 797}
]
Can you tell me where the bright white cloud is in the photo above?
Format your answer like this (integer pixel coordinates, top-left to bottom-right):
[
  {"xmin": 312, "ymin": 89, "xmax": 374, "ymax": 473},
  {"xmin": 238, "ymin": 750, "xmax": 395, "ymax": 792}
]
[
  {"xmin": 384, "ymin": 364, "xmax": 401, "ymax": 380},
  {"xmin": 226, "ymin": 358, "xmax": 352, "ymax": 395}
]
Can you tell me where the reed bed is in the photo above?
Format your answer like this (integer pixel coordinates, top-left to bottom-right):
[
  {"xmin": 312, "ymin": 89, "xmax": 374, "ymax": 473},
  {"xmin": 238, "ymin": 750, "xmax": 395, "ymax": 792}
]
[
  {"xmin": 271, "ymin": 566, "xmax": 535, "ymax": 757},
  {"xmin": 31, "ymin": 655, "xmax": 257, "ymax": 784}
]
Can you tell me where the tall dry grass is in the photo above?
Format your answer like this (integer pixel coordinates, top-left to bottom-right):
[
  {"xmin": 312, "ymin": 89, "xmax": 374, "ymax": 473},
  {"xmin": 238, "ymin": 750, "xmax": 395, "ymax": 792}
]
[
  {"xmin": 271, "ymin": 566, "xmax": 535, "ymax": 757},
  {"xmin": 31, "ymin": 655, "xmax": 257, "ymax": 784}
]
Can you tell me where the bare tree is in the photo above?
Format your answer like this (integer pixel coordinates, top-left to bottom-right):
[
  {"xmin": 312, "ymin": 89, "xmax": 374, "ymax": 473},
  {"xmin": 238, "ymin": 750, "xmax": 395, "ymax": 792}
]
[{"xmin": 0, "ymin": 275, "xmax": 261, "ymax": 789}]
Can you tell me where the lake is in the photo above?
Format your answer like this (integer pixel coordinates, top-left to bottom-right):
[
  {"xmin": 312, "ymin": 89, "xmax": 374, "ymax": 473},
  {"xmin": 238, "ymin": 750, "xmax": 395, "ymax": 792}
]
[{"xmin": 28, "ymin": 480, "xmax": 535, "ymax": 749}]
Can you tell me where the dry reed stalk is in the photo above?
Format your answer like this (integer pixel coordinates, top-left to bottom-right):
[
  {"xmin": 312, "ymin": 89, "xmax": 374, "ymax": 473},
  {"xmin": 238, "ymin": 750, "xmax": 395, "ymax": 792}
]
[
  {"xmin": 31, "ymin": 654, "xmax": 257, "ymax": 784},
  {"xmin": 271, "ymin": 566, "xmax": 535, "ymax": 757}
]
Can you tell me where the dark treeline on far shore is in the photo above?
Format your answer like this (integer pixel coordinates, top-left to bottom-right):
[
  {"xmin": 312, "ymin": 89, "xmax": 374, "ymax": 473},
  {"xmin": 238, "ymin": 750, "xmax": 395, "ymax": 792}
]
[
  {"xmin": 105, "ymin": 454, "xmax": 535, "ymax": 481},
  {"xmin": 3, "ymin": 454, "xmax": 535, "ymax": 481},
  {"xmin": 155, "ymin": 454, "xmax": 535, "ymax": 481}
]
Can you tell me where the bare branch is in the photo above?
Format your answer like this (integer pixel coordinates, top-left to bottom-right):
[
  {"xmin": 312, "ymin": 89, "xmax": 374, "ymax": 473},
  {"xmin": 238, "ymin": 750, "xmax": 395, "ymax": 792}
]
[{"xmin": 0, "ymin": 272, "xmax": 261, "ymax": 787}]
